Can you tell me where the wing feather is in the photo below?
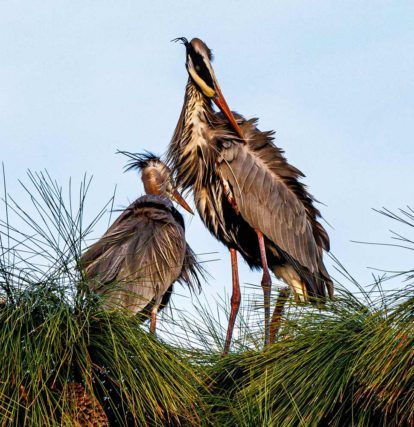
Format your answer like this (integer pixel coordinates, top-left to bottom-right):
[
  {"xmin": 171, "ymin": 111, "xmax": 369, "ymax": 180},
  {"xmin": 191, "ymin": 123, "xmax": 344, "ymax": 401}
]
[
  {"xmin": 79, "ymin": 196, "xmax": 187, "ymax": 314},
  {"xmin": 217, "ymin": 120, "xmax": 328, "ymax": 275}
]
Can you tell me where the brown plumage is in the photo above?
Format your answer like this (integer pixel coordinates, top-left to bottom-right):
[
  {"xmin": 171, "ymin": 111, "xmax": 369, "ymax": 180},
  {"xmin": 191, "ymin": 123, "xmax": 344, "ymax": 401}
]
[
  {"xmin": 80, "ymin": 152, "xmax": 201, "ymax": 331},
  {"xmin": 168, "ymin": 37, "xmax": 333, "ymax": 350}
]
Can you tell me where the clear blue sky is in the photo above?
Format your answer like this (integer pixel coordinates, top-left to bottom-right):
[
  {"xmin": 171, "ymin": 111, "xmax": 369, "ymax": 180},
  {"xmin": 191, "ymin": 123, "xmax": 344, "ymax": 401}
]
[{"xmin": 1, "ymin": 2, "xmax": 413, "ymax": 315}]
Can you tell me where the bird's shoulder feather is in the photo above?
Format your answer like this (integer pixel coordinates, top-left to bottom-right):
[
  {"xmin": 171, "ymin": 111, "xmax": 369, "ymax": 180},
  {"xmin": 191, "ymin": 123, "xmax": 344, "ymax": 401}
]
[{"xmin": 216, "ymin": 116, "xmax": 330, "ymax": 272}]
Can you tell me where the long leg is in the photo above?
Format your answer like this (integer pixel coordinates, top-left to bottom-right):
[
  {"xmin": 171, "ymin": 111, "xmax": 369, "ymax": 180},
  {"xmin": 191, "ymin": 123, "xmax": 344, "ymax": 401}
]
[
  {"xmin": 150, "ymin": 307, "xmax": 158, "ymax": 334},
  {"xmin": 269, "ymin": 287, "xmax": 290, "ymax": 343},
  {"xmin": 256, "ymin": 230, "xmax": 272, "ymax": 346},
  {"xmin": 223, "ymin": 248, "xmax": 241, "ymax": 354},
  {"xmin": 150, "ymin": 293, "xmax": 164, "ymax": 334}
]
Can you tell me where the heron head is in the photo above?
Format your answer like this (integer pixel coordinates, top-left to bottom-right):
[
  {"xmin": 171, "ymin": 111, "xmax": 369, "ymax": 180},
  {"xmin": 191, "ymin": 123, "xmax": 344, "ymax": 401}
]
[
  {"xmin": 119, "ymin": 151, "xmax": 194, "ymax": 214},
  {"xmin": 173, "ymin": 36, "xmax": 244, "ymax": 139}
]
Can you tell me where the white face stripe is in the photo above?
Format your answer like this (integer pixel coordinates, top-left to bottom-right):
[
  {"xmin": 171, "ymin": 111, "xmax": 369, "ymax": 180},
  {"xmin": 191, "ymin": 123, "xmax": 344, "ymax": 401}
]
[
  {"xmin": 187, "ymin": 55, "xmax": 216, "ymax": 98},
  {"xmin": 191, "ymin": 44, "xmax": 214, "ymax": 73}
]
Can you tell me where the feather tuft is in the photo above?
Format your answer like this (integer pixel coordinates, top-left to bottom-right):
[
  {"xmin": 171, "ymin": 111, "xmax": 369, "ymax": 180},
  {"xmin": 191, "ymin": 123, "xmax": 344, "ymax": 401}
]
[{"xmin": 117, "ymin": 150, "xmax": 162, "ymax": 173}]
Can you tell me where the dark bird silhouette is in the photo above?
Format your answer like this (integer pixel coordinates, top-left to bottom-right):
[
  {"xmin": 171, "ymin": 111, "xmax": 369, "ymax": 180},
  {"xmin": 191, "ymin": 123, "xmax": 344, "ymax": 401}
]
[
  {"xmin": 168, "ymin": 37, "xmax": 333, "ymax": 352},
  {"xmin": 80, "ymin": 152, "xmax": 202, "ymax": 332}
]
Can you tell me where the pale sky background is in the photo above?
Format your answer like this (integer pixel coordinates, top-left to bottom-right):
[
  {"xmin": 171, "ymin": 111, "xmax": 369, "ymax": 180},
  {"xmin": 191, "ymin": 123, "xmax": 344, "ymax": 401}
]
[{"xmin": 1, "ymin": 2, "xmax": 413, "ymax": 325}]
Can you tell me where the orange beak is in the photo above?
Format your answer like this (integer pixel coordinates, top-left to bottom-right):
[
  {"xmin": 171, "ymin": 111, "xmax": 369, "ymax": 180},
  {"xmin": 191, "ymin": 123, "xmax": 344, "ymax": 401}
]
[
  {"xmin": 172, "ymin": 189, "xmax": 194, "ymax": 214},
  {"xmin": 212, "ymin": 84, "xmax": 244, "ymax": 141}
]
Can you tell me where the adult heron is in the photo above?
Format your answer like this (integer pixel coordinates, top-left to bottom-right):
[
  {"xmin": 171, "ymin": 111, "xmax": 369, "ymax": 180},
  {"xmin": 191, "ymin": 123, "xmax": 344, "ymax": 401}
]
[{"xmin": 168, "ymin": 37, "xmax": 333, "ymax": 352}]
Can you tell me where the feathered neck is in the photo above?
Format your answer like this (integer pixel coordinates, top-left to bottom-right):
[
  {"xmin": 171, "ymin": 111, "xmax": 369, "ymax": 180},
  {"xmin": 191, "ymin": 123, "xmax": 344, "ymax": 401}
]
[{"xmin": 167, "ymin": 79, "xmax": 218, "ymax": 190}]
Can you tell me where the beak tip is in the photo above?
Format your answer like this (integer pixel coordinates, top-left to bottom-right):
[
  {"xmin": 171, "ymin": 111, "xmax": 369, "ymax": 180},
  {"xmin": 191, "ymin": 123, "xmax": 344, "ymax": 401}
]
[
  {"xmin": 172, "ymin": 189, "xmax": 194, "ymax": 215},
  {"xmin": 183, "ymin": 204, "xmax": 194, "ymax": 215}
]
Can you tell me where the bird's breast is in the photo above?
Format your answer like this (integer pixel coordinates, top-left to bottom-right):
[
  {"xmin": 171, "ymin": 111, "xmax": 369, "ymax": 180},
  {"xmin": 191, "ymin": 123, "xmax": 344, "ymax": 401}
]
[
  {"xmin": 194, "ymin": 182, "xmax": 238, "ymax": 246},
  {"xmin": 182, "ymin": 99, "xmax": 210, "ymax": 157}
]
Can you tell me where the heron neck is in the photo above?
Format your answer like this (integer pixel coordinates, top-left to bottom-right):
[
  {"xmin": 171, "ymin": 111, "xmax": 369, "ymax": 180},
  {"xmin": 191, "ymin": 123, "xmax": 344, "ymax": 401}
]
[{"xmin": 167, "ymin": 79, "xmax": 215, "ymax": 190}]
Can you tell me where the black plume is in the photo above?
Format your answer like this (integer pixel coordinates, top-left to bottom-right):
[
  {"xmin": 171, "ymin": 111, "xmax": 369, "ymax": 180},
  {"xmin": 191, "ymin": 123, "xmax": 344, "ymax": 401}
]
[
  {"xmin": 116, "ymin": 150, "xmax": 161, "ymax": 172},
  {"xmin": 171, "ymin": 37, "xmax": 189, "ymax": 45}
]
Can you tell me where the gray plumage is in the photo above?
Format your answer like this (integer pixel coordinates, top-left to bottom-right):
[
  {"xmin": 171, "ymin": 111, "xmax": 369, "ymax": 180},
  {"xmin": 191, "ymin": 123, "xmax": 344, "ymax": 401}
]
[
  {"xmin": 80, "ymin": 153, "xmax": 201, "ymax": 321},
  {"xmin": 167, "ymin": 38, "xmax": 333, "ymax": 304},
  {"xmin": 217, "ymin": 116, "xmax": 332, "ymax": 299}
]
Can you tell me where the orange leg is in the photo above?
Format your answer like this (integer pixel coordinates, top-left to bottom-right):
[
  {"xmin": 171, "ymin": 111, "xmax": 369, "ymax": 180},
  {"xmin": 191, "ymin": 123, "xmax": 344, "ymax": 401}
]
[
  {"xmin": 224, "ymin": 248, "xmax": 241, "ymax": 354},
  {"xmin": 256, "ymin": 230, "xmax": 272, "ymax": 346},
  {"xmin": 150, "ymin": 307, "xmax": 157, "ymax": 334}
]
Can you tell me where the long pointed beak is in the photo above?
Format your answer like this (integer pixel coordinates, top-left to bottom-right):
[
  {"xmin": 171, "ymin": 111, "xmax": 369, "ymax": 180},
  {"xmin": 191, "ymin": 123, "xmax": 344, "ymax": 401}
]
[
  {"xmin": 172, "ymin": 189, "xmax": 194, "ymax": 214},
  {"xmin": 212, "ymin": 81, "xmax": 244, "ymax": 140}
]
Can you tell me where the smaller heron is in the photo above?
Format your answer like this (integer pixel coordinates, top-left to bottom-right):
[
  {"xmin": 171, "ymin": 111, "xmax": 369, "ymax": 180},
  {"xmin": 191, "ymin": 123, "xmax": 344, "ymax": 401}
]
[{"xmin": 80, "ymin": 152, "xmax": 202, "ymax": 332}]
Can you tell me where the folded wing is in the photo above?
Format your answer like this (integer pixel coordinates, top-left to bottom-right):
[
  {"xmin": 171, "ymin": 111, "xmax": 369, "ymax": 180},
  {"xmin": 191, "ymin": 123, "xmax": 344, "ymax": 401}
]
[
  {"xmin": 217, "ymin": 119, "xmax": 331, "ymax": 297},
  {"xmin": 79, "ymin": 197, "xmax": 187, "ymax": 314}
]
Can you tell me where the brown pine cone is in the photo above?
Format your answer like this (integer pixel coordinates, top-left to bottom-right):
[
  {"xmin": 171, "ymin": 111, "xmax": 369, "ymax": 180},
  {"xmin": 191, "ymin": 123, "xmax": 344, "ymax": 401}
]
[{"xmin": 66, "ymin": 381, "xmax": 109, "ymax": 427}]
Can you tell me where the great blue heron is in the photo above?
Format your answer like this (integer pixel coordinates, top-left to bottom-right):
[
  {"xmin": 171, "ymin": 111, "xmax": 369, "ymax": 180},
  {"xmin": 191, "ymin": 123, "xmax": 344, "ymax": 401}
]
[
  {"xmin": 80, "ymin": 152, "xmax": 202, "ymax": 332},
  {"xmin": 168, "ymin": 37, "xmax": 333, "ymax": 352}
]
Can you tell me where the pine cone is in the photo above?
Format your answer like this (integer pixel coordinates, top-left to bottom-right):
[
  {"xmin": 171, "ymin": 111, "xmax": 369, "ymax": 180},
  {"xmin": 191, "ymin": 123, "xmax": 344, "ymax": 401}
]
[{"xmin": 66, "ymin": 381, "xmax": 109, "ymax": 427}]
